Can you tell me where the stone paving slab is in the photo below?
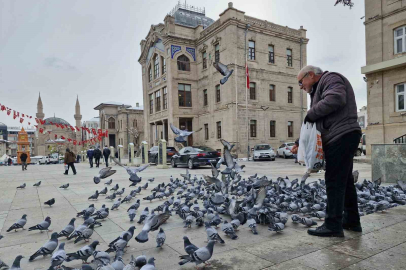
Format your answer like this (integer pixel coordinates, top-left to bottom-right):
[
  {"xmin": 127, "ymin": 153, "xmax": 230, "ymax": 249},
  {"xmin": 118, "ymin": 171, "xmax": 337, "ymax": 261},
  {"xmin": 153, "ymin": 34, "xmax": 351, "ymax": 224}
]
[{"xmin": 0, "ymin": 159, "xmax": 404, "ymax": 270}]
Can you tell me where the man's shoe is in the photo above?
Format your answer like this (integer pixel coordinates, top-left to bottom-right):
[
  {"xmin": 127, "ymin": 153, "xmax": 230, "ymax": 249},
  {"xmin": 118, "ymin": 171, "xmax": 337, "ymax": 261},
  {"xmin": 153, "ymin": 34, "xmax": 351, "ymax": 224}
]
[
  {"xmin": 342, "ymin": 223, "xmax": 362, "ymax": 232},
  {"xmin": 308, "ymin": 224, "xmax": 344, "ymax": 237},
  {"xmin": 64, "ymin": 173, "xmax": 68, "ymax": 175}
]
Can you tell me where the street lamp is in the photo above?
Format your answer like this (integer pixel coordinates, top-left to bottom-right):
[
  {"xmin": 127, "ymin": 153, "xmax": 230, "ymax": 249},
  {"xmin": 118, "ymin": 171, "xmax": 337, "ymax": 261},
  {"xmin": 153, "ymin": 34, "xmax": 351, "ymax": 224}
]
[{"xmin": 245, "ymin": 23, "xmax": 250, "ymax": 160}]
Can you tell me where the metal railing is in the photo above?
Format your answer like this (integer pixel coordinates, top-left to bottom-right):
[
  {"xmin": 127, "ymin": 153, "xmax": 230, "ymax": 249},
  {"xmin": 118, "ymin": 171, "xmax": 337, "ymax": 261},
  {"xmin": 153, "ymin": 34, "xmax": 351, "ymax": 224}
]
[
  {"xmin": 393, "ymin": 134, "xmax": 406, "ymax": 144},
  {"xmin": 168, "ymin": 2, "xmax": 205, "ymax": 16}
]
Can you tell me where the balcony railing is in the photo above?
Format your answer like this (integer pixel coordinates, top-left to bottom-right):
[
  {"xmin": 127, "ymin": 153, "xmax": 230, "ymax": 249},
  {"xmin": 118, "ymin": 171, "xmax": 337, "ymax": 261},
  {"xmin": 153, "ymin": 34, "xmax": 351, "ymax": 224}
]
[{"xmin": 393, "ymin": 134, "xmax": 406, "ymax": 144}]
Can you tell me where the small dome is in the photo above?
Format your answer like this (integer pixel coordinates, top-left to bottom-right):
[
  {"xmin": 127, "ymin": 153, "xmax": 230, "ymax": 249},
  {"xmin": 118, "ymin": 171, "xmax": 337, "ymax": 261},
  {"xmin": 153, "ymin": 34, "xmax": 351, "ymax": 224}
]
[{"xmin": 44, "ymin": 117, "xmax": 71, "ymax": 126}]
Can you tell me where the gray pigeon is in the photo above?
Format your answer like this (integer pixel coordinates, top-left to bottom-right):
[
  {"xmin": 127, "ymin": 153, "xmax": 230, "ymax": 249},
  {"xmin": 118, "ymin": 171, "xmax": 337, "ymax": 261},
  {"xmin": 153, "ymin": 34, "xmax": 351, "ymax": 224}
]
[
  {"xmin": 94, "ymin": 208, "xmax": 110, "ymax": 221},
  {"xmin": 137, "ymin": 207, "xmax": 149, "ymax": 224},
  {"xmin": 99, "ymin": 187, "xmax": 108, "ymax": 195},
  {"xmin": 135, "ymin": 255, "xmax": 147, "ymax": 268},
  {"xmin": 16, "ymin": 183, "xmax": 26, "ymax": 189},
  {"xmin": 33, "ymin": 181, "xmax": 41, "ymax": 187},
  {"xmin": 10, "ymin": 255, "xmax": 24, "ymax": 270},
  {"xmin": 111, "ymin": 256, "xmax": 125, "ymax": 270},
  {"xmin": 113, "ymin": 158, "xmax": 149, "ymax": 182},
  {"xmin": 7, "ymin": 214, "xmax": 27, "ymax": 232},
  {"xmin": 205, "ymin": 222, "xmax": 225, "ymax": 244},
  {"xmin": 74, "ymin": 223, "xmax": 95, "ymax": 244},
  {"xmin": 179, "ymin": 241, "xmax": 215, "ymax": 266},
  {"xmin": 94, "ymin": 167, "xmax": 117, "ymax": 184},
  {"xmin": 49, "ymin": 242, "xmax": 66, "ymax": 269},
  {"xmin": 92, "ymin": 250, "xmax": 111, "ymax": 266},
  {"xmin": 111, "ymin": 198, "xmax": 122, "ymax": 210},
  {"xmin": 66, "ymin": 240, "xmax": 99, "ymax": 263},
  {"xmin": 88, "ymin": 190, "xmax": 99, "ymax": 200},
  {"xmin": 135, "ymin": 212, "xmax": 170, "ymax": 243},
  {"xmin": 170, "ymin": 123, "xmax": 202, "ymax": 143},
  {"xmin": 156, "ymin": 228, "xmax": 166, "ymax": 248},
  {"xmin": 213, "ymin": 62, "xmax": 234, "ymax": 85},
  {"xmin": 0, "ymin": 258, "xmax": 9, "ymax": 269},
  {"xmin": 128, "ymin": 208, "xmax": 136, "ymax": 222},
  {"xmin": 29, "ymin": 232, "xmax": 58, "ymax": 261},
  {"xmin": 179, "ymin": 236, "xmax": 199, "ymax": 265},
  {"xmin": 140, "ymin": 257, "xmax": 155, "ymax": 270},
  {"xmin": 28, "ymin": 216, "xmax": 51, "ymax": 232},
  {"xmin": 59, "ymin": 183, "xmax": 69, "ymax": 189},
  {"xmin": 67, "ymin": 219, "xmax": 91, "ymax": 240},
  {"xmin": 123, "ymin": 255, "xmax": 136, "ymax": 270},
  {"xmin": 105, "ymin": 179, "xmax": 113, "ymax": 185},
  {"xmin": 247, "ymin": 217, "xmax": 258, "ymax": 235},
  {"xmin": 221, "ymin": 220, "xmax": 238, "ymax": 239}
]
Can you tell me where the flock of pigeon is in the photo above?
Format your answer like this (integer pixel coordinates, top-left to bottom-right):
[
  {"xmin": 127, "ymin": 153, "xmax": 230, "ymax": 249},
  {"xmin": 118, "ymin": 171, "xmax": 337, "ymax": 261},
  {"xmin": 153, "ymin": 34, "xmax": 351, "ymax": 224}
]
[{"xmin": 1, "ymin": 138, "xmax": 406, "ymax": 270}]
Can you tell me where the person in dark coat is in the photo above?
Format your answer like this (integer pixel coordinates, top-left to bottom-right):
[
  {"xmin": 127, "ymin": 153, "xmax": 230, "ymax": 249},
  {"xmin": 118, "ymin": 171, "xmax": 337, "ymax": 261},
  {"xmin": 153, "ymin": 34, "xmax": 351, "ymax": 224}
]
[
  {"xmin": 76, "ymin": 154, "xmax": 81, "ymax": 163},
  {"xmin": 87, "ymin": 147, "xmax": 94, "ymax": 168},
  {"xmin": 103, "ymin": 145, "xmax": 110, "ymax": 167},
  {"xmin": 7, "ymin": 157, "xmax": 12, "ymax": 166},
  {"xmin": 20, "ymin": 152, "xmax": 28, "ymax": 171},
  {"xmin": 298, "ymin": 65, "xmax": 362, "ymax": 238},
  {"xmin": 94, "ymin": 147, "xmax": 102, "ymax": 168},
  {"xmin": 64, "ymin": 148, "xmax": 76, "ymax": 175}
]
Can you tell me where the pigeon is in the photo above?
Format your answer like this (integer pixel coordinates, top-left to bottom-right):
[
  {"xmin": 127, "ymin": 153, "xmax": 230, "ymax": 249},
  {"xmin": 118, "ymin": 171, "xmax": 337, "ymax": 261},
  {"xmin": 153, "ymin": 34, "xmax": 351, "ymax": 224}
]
[
  {"xmin": 156, "ymin": 228, "xmax": 166, "ymax": 248},
  {"xmin": 142, "ymin": 182, "xmax": 148, "ymax": 190},
  {"xmin": 334, "ymin": 0, "xmax": 354, "ymax": 9},
  {"xmin": 111, "ymin": 198, "xmax": 122, "ymax": 210},
  {"xmin": 108, "ymin": 226, "xmax": 136, "ymax": 250},
  {"xmin": 105, "ymin": 179, "xmax": 113, "ymax": 185},
  {"xmin": 106, "ymin": 193, "xmax": 116, "ymax": 201},
  {"xmin": 128, "ymin": 200, "xmax": 141, "ymax": 212},
  {"xmin": 28, "ymin": 216, "xmax": 51, "ymax": 232},
  {"xmin": 59, "ymin": 183, "xmax": 69, "ymax": 189},
  {"xmin": 7, "ymin": 214, "xmax": 27, "ymax": 232},
  {"xmin": 121, "ymin": 194, "xmax": 133, "ymax": 204},
  {"xmin": 57, "ymin": 218, "xmax": 76, "ymax": 238},
  {"xmin": 230, "ymin": 219, "xmax": 241, "ymax": 231},
  {"xmin": 179, "ymin": 240, "xmax": 215, "ymax": 266},
  {"xmin": 67, "ymin": 219, "xmax": 92, "ymax": 240},
  {"xmin": 74, "ymin": 223, "xmax": 95, "ymax": 244},
  {"xmin": 110, "ymin": 184, "xmax": 119, "ymax": 192},
  {"xmin": 99, "ymin": 187, "xmax": 108, "ymax": 195},
  {"xmin": 44, "ymin": 198, "xmax": 55, "ymax": 207},
  {"xmin": 123, "ymin": 255, "xmax": 136, "ymax": 270},
  {"xmin": 182, "ymin": 236, "xmax": 198, "ymax": 257},
  {"xmin": 137, "ymin": 207, "xmax": 149, "ymax": 224},
  {"xmin": 113, "ymin": 158, "xmax": 149, "ymax": 182},
  {"xmin": 140, "ymin": 257, "xmax": 156, "ymax": 270},
  {"xmin": 221, "ymin": 220, "xmax": 238, "ymax": 239},
  {"xmin": 66, "ymin": 240, "xmax": 99, "ymax": 263},
  {"xmin": 205, "ymin": 222, "xmax": 225, "ymax": 244},
  {"xmin": 115, "ymin": 188, "xmax": 125, "ymax": 197},
  {"xmin": 128, "ymin": 207, "xmax": 136, "ymax": 222},
  {"xmin": 111, "ymin": 256, "xmax": 125, "ymax": 270},
  {"xmin": 9, "ymin": 255, "xmax": 24, "ymax": 270},
  {"xmin": 16, "ymin": 183, "xmax": 26, "ymax": 189},
  {"xmin": 88, "ymin": 190, "xmax": 99, "ymax": 200},
  {"xmin": 29, "ymin": 232, "xmax": 58, "ymax": 261},
  {"xmin": 170, "ymin": 123, "xmax": 202, "ymax": 143},
  {"xmin": 268, "ymin": 221, "xmax": 285, "ymax": 233},
  {"xmin": 49, "ymin": 242, "xmax": 67, "ymax": 269},
  {"xmin": 33, "ymin": 181, "xmax": 42, "ymax": 187},
  {"xmin": 94, "ymin": 208, "xmax": 110, "ymax": 221},
  {"xmin": 135, "ymin": 212, "xmax": 170, "ymax": 243},
  {"xmin": 300, "ymin": 217, "xmax": 318, "ymax": 227},
  {"xmin": 105, "ymin": 238, "xmax": 128, "ymax": 253},
  {"xmin": 0, "ymin": 258, "xmax": 8, "ymax": 269},
  {"xmin": 94, "ymin": 167, "xmax": 117, "ymax": 184},
  {"xmin": 93, "ymin": 250, "xmax": 111, "ymax": 267},
  {"xmin": 135, "ymin": 255, "xmax": 147, "ymax": 268},
  {"xmin": 77, "ymin": 204, "xmax": 95, "ymax": 217},
  {"xmin": 247, "ymin": 217, "xmax": 258, "ymax": 235},
  {"xmin": 213, "ymin": 61, "xmax": 234, "ymax": 85},
  {"xmin": 148, "ymin": 178, "xmax": 155, "ymax": 183}
]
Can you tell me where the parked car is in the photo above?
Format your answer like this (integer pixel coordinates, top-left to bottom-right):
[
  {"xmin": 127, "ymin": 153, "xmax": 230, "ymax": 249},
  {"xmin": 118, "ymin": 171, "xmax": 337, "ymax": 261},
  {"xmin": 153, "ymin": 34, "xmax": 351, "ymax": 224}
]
[
  {"xmin": 171, "ymin": 146, "xmax": 221, "ymax": 169},
  {"xmin": 355, "ymin": 133, "xmax": 366, "ymax": 156},
  {"xmin": 148, "ymin": 146, "xmax": 177, "ymax": 164},
  {"xmin": 253, "ymin": 144, "xmax": 276, "ymax": 161},
  {"xmin": 37, "ymin": 156, "xmax": 48, "ymax": 165},
  {"xmin": 276, "ymin": 142, "xmax": 295, "ymax": 158}
]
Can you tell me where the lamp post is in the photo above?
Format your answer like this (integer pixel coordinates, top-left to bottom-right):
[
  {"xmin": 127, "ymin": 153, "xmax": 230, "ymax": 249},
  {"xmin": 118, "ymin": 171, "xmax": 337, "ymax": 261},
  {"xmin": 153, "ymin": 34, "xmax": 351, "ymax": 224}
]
[{"xmin": 245, "ymin": 23, "xmax": 250, "ymax": 160}]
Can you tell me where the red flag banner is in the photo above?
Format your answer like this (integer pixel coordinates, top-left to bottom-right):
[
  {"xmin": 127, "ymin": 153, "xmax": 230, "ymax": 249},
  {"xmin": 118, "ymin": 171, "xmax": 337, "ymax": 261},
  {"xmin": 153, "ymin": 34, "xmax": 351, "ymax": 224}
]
[{"xmin": 246, "ymin": 63, "xmax": 250, "ymax": 89}]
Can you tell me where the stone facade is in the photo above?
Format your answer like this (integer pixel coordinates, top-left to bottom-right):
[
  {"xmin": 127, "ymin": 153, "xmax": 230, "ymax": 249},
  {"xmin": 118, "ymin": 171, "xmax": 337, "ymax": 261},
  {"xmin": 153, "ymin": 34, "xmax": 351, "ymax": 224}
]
[
  {"xmin": 361, "ymin": 0, "xmax": 406, "ymax": 155},
  {"xmin": 94, "ymin": 102, "xmax": 144, "ymax": 157},
  {"xmin": 138, "ymin": 2, "xmax": 308, "ymax": 155},
  {"xmin": 82, "ymin": 117, "xmax": 100, "ymax": 141}
]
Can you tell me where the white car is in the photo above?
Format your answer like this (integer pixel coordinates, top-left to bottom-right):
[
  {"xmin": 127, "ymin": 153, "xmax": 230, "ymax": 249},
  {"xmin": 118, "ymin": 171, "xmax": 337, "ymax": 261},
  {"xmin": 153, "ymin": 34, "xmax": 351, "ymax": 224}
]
[
  {"xmin": 253, "ymin": 144, "xmax": 276, "ymax": 161},
  {"xmin": 277, "ymin": 142, "xmax": 295, "ymax": 159},
  {"xmin": 37, "ymin": 156, "xmax": 48, "ymax": 165}
]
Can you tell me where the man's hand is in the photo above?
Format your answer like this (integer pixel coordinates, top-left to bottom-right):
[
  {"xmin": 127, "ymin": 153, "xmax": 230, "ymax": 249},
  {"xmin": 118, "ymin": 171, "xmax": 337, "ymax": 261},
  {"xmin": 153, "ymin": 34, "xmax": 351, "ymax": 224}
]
[{"xmin": 304, "ymin": 115, "xmax": 314, "ymax": 124}]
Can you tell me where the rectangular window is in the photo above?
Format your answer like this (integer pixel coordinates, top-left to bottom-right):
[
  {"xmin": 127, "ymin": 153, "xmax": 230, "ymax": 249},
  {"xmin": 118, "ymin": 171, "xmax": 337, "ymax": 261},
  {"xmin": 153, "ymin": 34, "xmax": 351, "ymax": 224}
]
[
  {"xmin": 250, "ymin": 120, "xmax": 257, "ymax": 137},
  {"xmin": 394, "ymin": 26, "xmax": 406, "ymax": 54},
  {"xmin": 268, "ymin": 45, "xmax": 275, "ymax": 63},
  {"xmin": 216, "ymin": 85, "xmax": 221, "ymax": 103},
  {"xmin": 270, "ymin": 84, "xmax": 276, "ymax": 101},
  {"xmin": 250, "ymin": 82, "xmax": 256, "ymax": 100},
  {"xmin": 161, "ymin": 56, "xmax": 166, "ymax": 74},
  {"xmin": 148, "ymin": 67, "xmax": 152, "ymax": 82},
  {"xmin": 149, "ymin": 94, "xmax": 154, "ymax": 114},
  {"xmin": 203, "ymin": 89, "xmax": 208, "ymax": 106},
  {"xmin": 215, "ymin": 44, "xmax": 220, "ymax": 63},
  {"xmin": 203, "ymin": 52, "xmax": 207, "ymax": 69},
  {"xmin": 204, "ymin": 124, "xmax": 209, "ymax": 140},
  {"xmin": 163, "ymin": 87, "xmax": 168, "ymax": 110},
  {"xmin": 154, "ymin": 56, "xmax": 159, "ymax": 78},
  {"xmin": 178, "ymin": 83, "xmax": 192, "ymax": 107},
  {"xmin": 287, "ymin": 49, "xmax": 293, "ymax": 67},
  {"xmin": 155, "ymin": 90, "xmax": 161, "ymax": 112},
  {"xmin": 270, "ymin": 121, "xmax": 276, "ymax": 137},
  {"xmin": 288, "ymin": 121, "xmax": 293, "ymax": 137},
  {"xmin": 396, "ymin": 83, "xmax": 406, "ymax": 112},
  {"xmin": 288, "ymin": 87, "xmax": 293, "ymax": 103},
  {"xmin": 249, "ymin": 41, "xmax": 255, "ymax": 60},
  {"xmin": 216, "ymin": 121, "xmax": 221, "ymax": 139}
]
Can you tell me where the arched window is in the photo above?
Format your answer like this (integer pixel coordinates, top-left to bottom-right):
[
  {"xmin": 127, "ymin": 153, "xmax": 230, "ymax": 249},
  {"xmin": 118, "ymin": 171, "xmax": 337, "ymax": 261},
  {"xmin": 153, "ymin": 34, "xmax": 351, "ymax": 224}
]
[
  {"xmin": 108, "ymin": 117, "xmax": 115, "ymax": 129},
  {"xmin": 154, "ymin": 55, "xmax": 159, "ymax": 78},
  {"xmin": 177, "ymin": 55, "xmax": 190, "ymax": 71}
]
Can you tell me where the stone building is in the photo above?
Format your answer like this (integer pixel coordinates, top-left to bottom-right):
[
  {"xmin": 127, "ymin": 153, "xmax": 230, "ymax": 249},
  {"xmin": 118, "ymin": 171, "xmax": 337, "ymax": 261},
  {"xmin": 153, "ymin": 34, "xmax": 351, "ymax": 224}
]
[
  {"xmin": 94, "ymin": 102, "xmax": 144, "ymax": 157},
  {"xmin": 35, "ymin": 94, "xmax": 82, "ymax": 156},
  {"xmin": 138, "ymin": 2, "xmax": 308, "ymax": 155},
  {"xmin": 82, "ymin": 117, "xmax": 100, "ymax": 142},
  {"xmin": 361, "ymin": 0, "xmax": 406, "ymax": 154}
]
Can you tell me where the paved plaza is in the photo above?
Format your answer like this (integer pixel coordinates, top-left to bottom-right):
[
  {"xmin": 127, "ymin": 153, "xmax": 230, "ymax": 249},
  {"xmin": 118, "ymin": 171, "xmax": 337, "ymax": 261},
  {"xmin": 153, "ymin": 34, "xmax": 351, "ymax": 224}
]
[{"xmin": 0, "ymin": 159, "xmax": 405, "ymax": 270}]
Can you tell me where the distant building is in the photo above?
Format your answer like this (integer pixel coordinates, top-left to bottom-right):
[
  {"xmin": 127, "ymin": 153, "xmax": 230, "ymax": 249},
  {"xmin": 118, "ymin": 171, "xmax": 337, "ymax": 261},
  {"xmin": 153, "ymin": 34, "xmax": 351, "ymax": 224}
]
[
  {"xmin": 361, "ymin": 0, "xmax": 406, "ymax": 154},
  {"xmin": 7, "ymin": 126, "xmax": 36, "ymax": 157},
  {"xmin": 138, "ymin": 2, "xmax": 308, "ymax": 154},
  {"xmin": 357, "ymin": 106, "xmax": 368, "ymax": 132},
  {"xmin": 82, "ymin": 117, "xmax": 100, "ymax": 142},
  {"xmin": 94, "ymin": 102, "xmax": 144, "ymax": 157}
]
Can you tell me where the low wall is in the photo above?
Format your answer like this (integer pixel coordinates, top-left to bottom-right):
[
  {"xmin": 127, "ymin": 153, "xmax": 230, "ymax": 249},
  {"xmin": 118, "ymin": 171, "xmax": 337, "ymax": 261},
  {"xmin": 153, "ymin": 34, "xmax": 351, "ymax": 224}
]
[{"xmin": 371, "ymin": 144, "xmax": 406, "ymax": 183}]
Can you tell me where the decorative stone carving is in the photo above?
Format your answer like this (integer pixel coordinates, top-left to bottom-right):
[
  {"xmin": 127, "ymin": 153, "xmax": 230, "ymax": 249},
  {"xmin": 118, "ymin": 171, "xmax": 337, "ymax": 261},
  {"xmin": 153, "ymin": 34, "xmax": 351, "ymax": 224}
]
[{"xmin": 186, "ymin": 47, "xmax": 196, "ymax": 61}]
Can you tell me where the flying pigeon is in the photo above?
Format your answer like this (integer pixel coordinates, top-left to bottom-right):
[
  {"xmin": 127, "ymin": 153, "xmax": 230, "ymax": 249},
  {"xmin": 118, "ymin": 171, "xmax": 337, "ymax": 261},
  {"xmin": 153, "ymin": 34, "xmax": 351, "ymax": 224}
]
[
  {"xmin": 29, "ymin": 232, "xmax": 58, "ymax": 261},
  {"xmin": 156, "ymin": 228, "xmax": 166, "ymax": 248},
  {"xmin": 16, "ymin": 183, "xmax": 26, "ymax": 189},
  {"xmin": 213, "ymin": 62, "xmax": 234, "ymax": 85},
  {"xmin": 113, "ymin": 158, "xmax": 149, "ymax": 182},
  {"xmin": 135, "ymin": 212, "xmax": 170, "ymax": 243},
  {"xmin": 94, "ymin": 167, "xmax": 117, "ymax": 184},
  {"xmin": 28, "ymin": 216, "xmax": 51, "ymax": 232},
  {"xmin": 49, "ymin": 243, "xmax": 67, "ymax": 269},
  {"xmin": 66, "ymin": 240, "xmax": 99, "ymax": 263},
  {"xmin": 33, "ymin": 181, "xmax": 42, "ymax": 187},
  {"xmin": 7, "ymin": 214, "xmax": 27, "ymax": 232},
  {"xmin": 179, "ymin": 240, "xmax": 215, "ymax": 266},
  {"xmin": 57, "ymin": 218, "xmax": 76, "ymax": 238},
  {"xmin": 44, "ymin": 198, "xmax": 55, "ymax": 207},
  {"xmin": 59, "ymin": 183, "xmax": 69, "ymax": 189},
  {"xmin": 170, "ymin": 123, "xmax": 202, "ymax": 143}
]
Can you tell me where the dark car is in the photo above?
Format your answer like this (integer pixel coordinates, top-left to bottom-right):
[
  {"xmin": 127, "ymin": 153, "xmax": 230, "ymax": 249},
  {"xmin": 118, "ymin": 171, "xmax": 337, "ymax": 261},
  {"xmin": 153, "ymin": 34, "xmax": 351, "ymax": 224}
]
[
  {"xmin": 171, "ymin": 146, "xmax": 221, "ymax": 169},
  {"xmin": 148, "ymin": 146, "xmax": 177, "ymax": 164}
]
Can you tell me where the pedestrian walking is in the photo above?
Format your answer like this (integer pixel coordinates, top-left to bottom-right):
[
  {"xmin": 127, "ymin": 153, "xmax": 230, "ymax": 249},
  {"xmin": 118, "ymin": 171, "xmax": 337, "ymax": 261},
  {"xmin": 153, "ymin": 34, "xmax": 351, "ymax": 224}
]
[
  {"xmin": 87, "ymin": 147, "xmax": 94, "ymax": 168},
  {"xmin": 7, "ymin": 157, "xmax": 12, "ymax": 166},
  {"xmin": 20, "ymin": 152, "xmax": 28, "ymax": 171},
  {"xmin": 94, "ymin": 146, "xmax": 102, "ymax": 168},
  {"xmin": 64, "ymin": 148, "xmax": 77, "ymax": 175},
  {"xmin": 102, "ymin": 145, "xmax": 110, "ymax": 167},
  {"xmin": 298, "ymin": 65, "xmax": 362, "ymax": 238},
  {"xmin": 76, "ymin": 154, "xmax": 81, "ymax": 163}
]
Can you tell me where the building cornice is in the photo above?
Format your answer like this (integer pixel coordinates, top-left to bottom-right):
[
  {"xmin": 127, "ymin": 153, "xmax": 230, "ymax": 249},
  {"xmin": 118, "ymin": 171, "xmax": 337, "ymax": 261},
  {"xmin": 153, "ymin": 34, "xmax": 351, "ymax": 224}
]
[
  {"xmin": 364, "ymin": 6, "xmax": 406, "ymax": 25},
  {"xmin": 361, "ymin": 55, "xmax": 406, "ymax": 74}
]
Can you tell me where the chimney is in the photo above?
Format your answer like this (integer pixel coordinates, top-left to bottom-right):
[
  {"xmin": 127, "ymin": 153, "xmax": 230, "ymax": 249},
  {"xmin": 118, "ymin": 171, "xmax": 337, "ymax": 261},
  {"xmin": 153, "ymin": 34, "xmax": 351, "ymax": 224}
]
[{"xmin": 136, "ymin": 103, "xmax": 139, "ymax": 107}]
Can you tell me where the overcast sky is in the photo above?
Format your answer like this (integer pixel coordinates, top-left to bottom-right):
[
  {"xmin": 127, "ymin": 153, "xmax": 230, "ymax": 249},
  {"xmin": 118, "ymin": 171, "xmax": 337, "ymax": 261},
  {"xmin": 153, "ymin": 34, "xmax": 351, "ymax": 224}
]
[{"xmin": 0, "ymin": 0, "xmax": 366, "ymax": 128}]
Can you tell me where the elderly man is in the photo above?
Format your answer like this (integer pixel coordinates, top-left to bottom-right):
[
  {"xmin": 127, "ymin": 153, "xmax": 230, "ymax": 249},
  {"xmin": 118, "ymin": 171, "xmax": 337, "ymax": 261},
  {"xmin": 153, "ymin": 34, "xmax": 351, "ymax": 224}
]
[{"xmin": 298, "ymin": 65, "xmax": 362, "ymax": 237}]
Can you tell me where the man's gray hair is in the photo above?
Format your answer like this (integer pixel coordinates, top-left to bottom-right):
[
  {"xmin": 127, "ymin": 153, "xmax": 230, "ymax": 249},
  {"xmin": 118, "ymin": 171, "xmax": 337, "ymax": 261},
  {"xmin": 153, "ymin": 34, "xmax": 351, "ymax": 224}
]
[{"xmin": 299, "ymin": 65, "xmax": 323, "ymax": 75}]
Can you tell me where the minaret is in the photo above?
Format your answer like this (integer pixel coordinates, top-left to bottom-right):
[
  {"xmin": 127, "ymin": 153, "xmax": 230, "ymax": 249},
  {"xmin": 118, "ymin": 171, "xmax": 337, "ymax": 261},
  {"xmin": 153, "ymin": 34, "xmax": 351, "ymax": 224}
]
[
  {"xmin": 36, "ymin": 93, "xmax": 45, "ymax": 119},
  {"xmin": 74, "ymin": 96, "xmax": 82, "ymax": 148}
]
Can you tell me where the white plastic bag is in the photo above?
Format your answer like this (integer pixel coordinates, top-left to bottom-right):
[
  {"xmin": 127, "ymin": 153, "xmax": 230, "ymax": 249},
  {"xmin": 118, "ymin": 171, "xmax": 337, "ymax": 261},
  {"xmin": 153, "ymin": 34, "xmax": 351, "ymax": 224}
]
[
  {"xmin": 298, "ymin": 123, "xmax": 324, "ymax": 173},
  {"xmin": 64, "ymin": 164, "xmax": 68, "ymax": 171}
]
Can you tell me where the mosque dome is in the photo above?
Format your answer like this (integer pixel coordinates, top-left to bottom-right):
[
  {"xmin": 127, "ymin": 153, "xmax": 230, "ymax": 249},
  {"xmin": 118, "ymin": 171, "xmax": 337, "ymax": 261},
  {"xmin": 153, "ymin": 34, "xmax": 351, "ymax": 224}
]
[{"xmin": 43, "ymin": 117, "xmax": 71, "ymax": 126}]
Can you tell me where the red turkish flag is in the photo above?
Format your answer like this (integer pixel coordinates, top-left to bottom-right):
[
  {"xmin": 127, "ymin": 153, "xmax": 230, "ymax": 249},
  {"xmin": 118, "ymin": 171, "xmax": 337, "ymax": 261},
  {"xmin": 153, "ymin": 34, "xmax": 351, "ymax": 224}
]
[
  {"xmin": 68, "ymin": 138, "xmax": 72, "ymax": 142},
  {"xmin": 0, "ymin": 105, "xmax": 5, "ymax": 111},
  {"xmin": 55, "ymin": 134, "xmax": 57, "ymax": 139},
  {"xmin": 75, "ymin": 126, "xmax": 80, "ymax": 131},
  {"xmin": 39, "ymin": 128, "xmax": 44, "ymax": 133},
  {"xmin": 92, "ymin": 128, "xmax": 96, "ymax": 135},
  {"xmin": 73, "ymin": 140, "xmax": 77, "ymax": 145},
  {"xmin": 40, "ymin": 119, "xmax": 45, "ymax": 125},
  {"xmin": 61, "ymin": 136, "xmax": 65, "ymax": 140},
  {"xmin": 70, "ymin": 126, "xmax": 75, "ymax": 131},
  {"xmin": 60, "ymin": 125, "xmax": 65, "ymax": 129},
  {"xmin": 19, "ymin": 118, "xmax": 24, "ymax": 123},
  {"xmin": 22, "ymin": 114, "xmax": 24, "ymax": 117},
  {"xmin": 28, "ymin": 122, "xmax": 31, "ymax": 125},
  {"xmin": 35, "ymin": 118, "xmax": 39, "ymax": 124},
  {"xmin": 105, "ymin": 130, "xmax": 108, "ymax": 137},
  {"xmin": 7, "ymin": 110, "xmax": 11, "ymax": 116},
  {"xmin": 50, "ymin": 121, "xmax": 54, "ymax": 125}
]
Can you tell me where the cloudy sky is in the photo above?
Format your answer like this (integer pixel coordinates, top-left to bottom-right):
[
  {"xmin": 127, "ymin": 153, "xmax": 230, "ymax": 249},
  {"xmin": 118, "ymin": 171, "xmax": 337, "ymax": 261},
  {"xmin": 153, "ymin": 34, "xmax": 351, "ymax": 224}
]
[{"xmin": 0, "ymin": 0, "xmax": 366, "ymax": 128}]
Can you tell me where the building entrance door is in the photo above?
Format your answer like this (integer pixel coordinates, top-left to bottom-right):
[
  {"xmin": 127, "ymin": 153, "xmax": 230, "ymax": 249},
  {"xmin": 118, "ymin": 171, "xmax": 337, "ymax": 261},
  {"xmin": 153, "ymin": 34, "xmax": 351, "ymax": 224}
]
[
  {"xmin": 179, "ymin": 118, "xmax": 193, "ymax": 146},
  {"xmin": 109, "ymin": 134, "xmax": 116, "ymax": 148}
]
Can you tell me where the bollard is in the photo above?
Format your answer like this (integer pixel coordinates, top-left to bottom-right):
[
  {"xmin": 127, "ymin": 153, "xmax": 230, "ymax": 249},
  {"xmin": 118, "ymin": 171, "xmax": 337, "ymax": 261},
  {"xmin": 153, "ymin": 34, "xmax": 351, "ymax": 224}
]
[
  {"xmin": 141, "ymin": 141, "xmax": 149, "ymax": 164},
  {"xmin": 110, "ymin": 146, "xmax": 115, "ymax": 164},
  {"xmin": 118, "ymin": 145, "xmax": 124, "ymax": 163},
  {"xmin": 157, "ymin": 139, "xmax": 168, "ymax": 169},
  {"xmin": 129, "ymin": 143, "xmax": 134, "ymax": 165}
]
